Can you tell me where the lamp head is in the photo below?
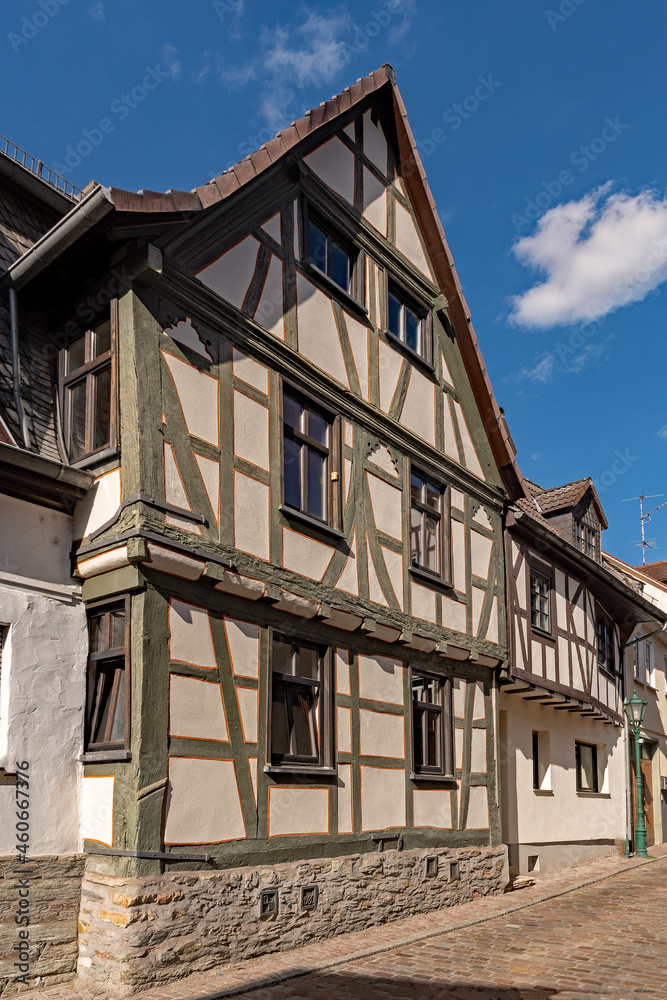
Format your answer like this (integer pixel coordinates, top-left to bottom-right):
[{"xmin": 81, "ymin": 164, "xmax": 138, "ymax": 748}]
[{"xmin": 624, "ymin": 690, "xmax": 647, "ymax": 726}]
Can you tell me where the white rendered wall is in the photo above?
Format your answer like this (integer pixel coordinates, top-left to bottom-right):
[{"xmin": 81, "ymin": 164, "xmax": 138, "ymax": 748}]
[
  {"xmin": 0, "ymin": 494, "xmax": 87, "ymax": 855},
  {"xmin": 500, "ymin": 693, "xmax": 625, "ymax": 871}
]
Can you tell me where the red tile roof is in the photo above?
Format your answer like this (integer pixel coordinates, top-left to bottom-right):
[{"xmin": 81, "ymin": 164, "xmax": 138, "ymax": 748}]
[
  {"xmin": 522, "ymin": 476, "xmax": 607, "ymax": 528},
  {"xmin": 635, "ymin": 559, "xmax": 667, "ymax": 584}
]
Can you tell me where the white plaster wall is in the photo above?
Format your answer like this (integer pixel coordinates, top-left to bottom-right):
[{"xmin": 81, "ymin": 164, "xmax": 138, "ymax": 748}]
[
  {"xmin": 499, "ymin": 694, "xmax": 625, "ymax": 850},
  {"xmin": 0, "ymin": 496, "xmax": 87, "ymax": 854}
]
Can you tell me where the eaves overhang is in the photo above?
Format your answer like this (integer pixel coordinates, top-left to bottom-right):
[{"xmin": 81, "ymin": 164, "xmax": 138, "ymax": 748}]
[
  {"xmin": 508, "ymin": 507, "xmax": 667, "ymax": 627},
  {"xmin": 3, "ymin": 184, "xmax": 115, "ymax": 290},
  {"xmin": 0, "ymin": 441, "xmax": 93, "ymax": 512}
]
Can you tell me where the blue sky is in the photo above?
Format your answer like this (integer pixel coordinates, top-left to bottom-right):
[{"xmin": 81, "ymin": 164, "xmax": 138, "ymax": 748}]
[{"xmin": 4, "ymin": 0, "xmax": 666, "ymax": 564}]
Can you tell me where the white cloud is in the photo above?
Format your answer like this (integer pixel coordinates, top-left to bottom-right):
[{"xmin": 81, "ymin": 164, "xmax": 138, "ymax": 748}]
[
  {"xmin": 658, "ymin": 426, "xmax": 667, "ymax": 440},
  {"xmin": 263, "ymin": 12, "xmax": 350, "ymax": 87},
  {"xmin": 217, "ymin": 59, "xmax": 257, "ymax": 89},
  {"xmin": 510, "ymin": 340, "xmax": 608, "ymax": 384},
  {"xmin": 89, "ymin": 1, "xmax": 105, "ymax": 21},
  {"xmin": 162, "ymin": 44, "xmax": 181, "ymax": 80},
  {"xmin": 509, "ymin": 185, "xmax": 667, "ymax": 329},
  {"xmin": 387, "ymin": 0, "xmax": 417, "ymax": 44}
]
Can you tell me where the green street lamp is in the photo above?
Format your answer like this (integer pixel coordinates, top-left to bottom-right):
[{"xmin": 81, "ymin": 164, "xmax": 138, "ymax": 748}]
[{"xmin": 624, "ymin": 691, "xmax": 649, "ymax": 858}]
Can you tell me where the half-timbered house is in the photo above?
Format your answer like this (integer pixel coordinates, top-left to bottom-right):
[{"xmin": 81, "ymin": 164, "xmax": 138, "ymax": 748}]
[
  {"xmin": 0, "ymin": 66, "xmax": 527, "ymax": 992},
  {"xmin": 500, "ymin": 478, "xmax": 666, "ymax": 875}
]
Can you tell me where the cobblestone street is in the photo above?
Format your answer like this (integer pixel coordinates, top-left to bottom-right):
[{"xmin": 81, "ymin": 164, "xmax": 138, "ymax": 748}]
[{"xmin": 23, "ymin": 848, "xmax": 667, "ymax": 1000}]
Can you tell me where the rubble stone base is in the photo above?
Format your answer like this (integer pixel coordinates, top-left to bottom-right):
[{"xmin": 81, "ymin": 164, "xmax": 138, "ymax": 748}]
[
  {"xmin": 78, "ymin": 844, "xmax": 508, "ymax": 994},
  {"xmin": 0, "ymin": 854, "xmax": 85, "ymax": 996}
]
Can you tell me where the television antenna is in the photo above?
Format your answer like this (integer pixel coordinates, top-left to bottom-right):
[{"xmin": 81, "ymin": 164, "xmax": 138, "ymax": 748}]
[{"xmin": 622, "ymin": 494, "xmax": 667, "ymax": 564}]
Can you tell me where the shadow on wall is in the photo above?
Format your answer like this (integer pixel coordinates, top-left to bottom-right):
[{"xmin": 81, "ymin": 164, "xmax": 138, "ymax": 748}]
[{"xmin": 240, "ymin": 969, "xmax": 566, "ymax": 999}]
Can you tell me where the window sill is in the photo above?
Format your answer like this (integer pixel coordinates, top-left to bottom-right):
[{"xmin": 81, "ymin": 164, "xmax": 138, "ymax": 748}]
[
  {"xmin": 409, "ymin": 564, "xmax": 454, "ymax": 592},
  {"xmin": 72, "ymin": 446, "xmax": 119, "ymax": 470},
  {"xmin": 79, "ymin": 750, "xmax": 132, "ymax": 763},
  {"xmin": 279, "ymin": 504, "xmax": 346, "ymax": 543},
  {"xmin": 576, "ymin": 791, "xmax": 610, "ymax": 798},
  {"xmin": 264, "ymin": 764, "xmax": 337, "ymax": 778},
  {"xmin": 384, "ymin": 330, "xmax": 435, "ymax": 378},
  {"xmin": 530, "ymin": 627, "xmax": 556, "ymax": 643},
  {"xmin": 533, "ymin": 788, "xmax": 554, "ymax": 796},
  {"xmin": 300, "ymin": 260, "xmax": 368, "ymax": 319},
  {"xmin": 410, "ymin": 772, "xmax": 457, "ymax": 784}
]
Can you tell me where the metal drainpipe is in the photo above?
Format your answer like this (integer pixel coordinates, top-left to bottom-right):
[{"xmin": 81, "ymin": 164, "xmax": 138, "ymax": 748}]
[
  {"xmin": 9, "ymin": 287, "xmax": 30, "ymax": 448},
  {"xmin": 624, "ymin": 717, "xmax": 633, "ymax": 855}
]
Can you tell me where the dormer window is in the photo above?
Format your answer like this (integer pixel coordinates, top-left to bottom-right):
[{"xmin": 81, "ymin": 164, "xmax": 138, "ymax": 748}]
[
  {"xmin": 575, "ymin": 520, "xmax": 597, "ymax": 559},
  {"xmin": 59, "ymin": 314, "xmax": 116, "ymax": 464}
]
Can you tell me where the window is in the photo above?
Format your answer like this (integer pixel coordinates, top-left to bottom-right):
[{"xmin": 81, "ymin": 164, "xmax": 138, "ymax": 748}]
[
  {"xmin": 530, "ymin": 571, "xmax": 550, "ymax": 633},
  {"xmin": 282, "ymin": 388, "xmax": 339, "ymax": 526},
  {"xmin": 532, "ymin": 730, "xmax": 551, "ymax": 791},
  {"xmin": 645, "ymin": 642, "xmax": 654, "ymax": 687},
  {"xmin": 85, "ymin": 600, "xmax": 128, "ymax": 751},
  {"xmin": 387, "ymin": 282, "xmax": 431, "ymax": 362},
  {"xmin": 575, "ymin": 741, "xmax": 598, "ymax": 793},
  {"xmin": 410, "ymin": 469, "xmax": 449, "ymax": 581},
  {"xmin": 633, "ymin": 639, "xmax": 641, "ymax": 680},
  {"xmin": 411, "ymin": 669, "xmax": 453, "ymax": 778},
  {"xmin": 575, "ymin": 520, "xmax": 597, "ymax": 558},
  {"xmin": 59, "ymin": 315, "xmax": 115, "ymax": 463},
  {"xmin": 596, "ymin": 616, "xmax": 615, "ymax": 674},
  {"xmin": 306, "ymin": 211, "xmax": 357, "ymax": 296},
  {"xmin": 269, "ymin": 635, "xmax": 332, "ymax": 769}
]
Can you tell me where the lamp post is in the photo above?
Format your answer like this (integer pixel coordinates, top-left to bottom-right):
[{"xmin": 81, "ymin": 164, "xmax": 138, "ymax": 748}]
[{"xmin": 624, "ymin": 691, "xmax": 649, "ymax": 858}]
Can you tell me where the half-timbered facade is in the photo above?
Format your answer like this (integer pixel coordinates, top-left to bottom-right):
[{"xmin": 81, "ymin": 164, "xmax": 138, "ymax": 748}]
[
  {"xmin": 0, "ymin": 68, "xmax": 525, "ymax": 991},
  {"xmin": 500, "ymin": 478, "xmax": 665, "ymax": 875}
]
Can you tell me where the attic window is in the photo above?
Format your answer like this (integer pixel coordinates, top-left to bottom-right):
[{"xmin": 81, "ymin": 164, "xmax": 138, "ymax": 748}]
[
  {"xmin": 303, "ymin": 202, "xmax": 364, "ymax": 304},
  {"xmin": 575, "ymin": 520, "xmax": 597, "ymax": 559},
  {"xmin": 386, "ymin": 281, "xmax": 431, "ymax": 363}
]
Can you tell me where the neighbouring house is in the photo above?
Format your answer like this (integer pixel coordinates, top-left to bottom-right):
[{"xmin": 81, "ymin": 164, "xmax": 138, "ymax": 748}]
[
  {"xmin": 0, "ymin": 66, "xmax": 529, "ymax": 993},
  {"xmin": 605, "ymin": 554, "xmax": 667, "ymax": 850},
  {"xmin": 0, "ymin": 142, "xmax": 93, "ymax": 986},
  {"xmin": 499, "ymin": 477, "xmax": 666, "ymax": 876}
]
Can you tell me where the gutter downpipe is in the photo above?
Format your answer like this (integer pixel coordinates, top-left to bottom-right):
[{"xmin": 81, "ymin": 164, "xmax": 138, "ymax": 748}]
[{"xmin": 9, "ymin": 286, "xmax": 29, "ymax": 448}]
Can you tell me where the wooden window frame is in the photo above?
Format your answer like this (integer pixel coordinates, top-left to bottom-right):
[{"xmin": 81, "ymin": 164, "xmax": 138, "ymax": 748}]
[
  {"xmin": 385, "ymin": 276, "xmax": 433, "ymax": 366},
  {"xmin": 529, "ymin": 567, "xmax": 552, "ymax": 637},
  {"xmin": 596, "ymin": 611, "xmax": 615, "ymax": 676},
  {"xmin": 266, "ymin": 630, "xmax": 334, "ymax": 775},
  {"xmin": 301, "ymin": 199, "xmax": 365, "ymax": 306},
  {"xmin": 408, "ymin": 462, "xmax": 451, "ymax": 587},
  {"xmin": 279, "ymin": 379, "xmax": 342, "ymax": 533},
  {"xmin": 410, "ymin": 667, "xmax": 453, "ymax": 780},
  {"xmin": 575, "ymin": 519, "xmax": 598, "ymax": 559},
  {"xmin": 575, "ymin": 740, "xmax": 599, "ymax": 793},
  {"xmin": 84, "ymin": 596, "xmax": 130, "ymax": 753},
  {"xmin": 58, "ymin": 304, "xmax": 118, "ymax": 465}
]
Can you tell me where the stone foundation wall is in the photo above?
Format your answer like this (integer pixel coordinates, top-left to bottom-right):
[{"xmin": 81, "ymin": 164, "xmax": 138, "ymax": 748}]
[
  {"xmin": 78, "ymin": 845, "xmax": 508, "ymax": 994},
  {"xmin": 0, "ymin": 854, "xmax": 85, "ymax": 996}
]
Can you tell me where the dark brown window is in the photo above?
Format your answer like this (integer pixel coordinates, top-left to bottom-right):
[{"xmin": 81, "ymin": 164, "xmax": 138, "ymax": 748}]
[
  {"xmin": 282, "ymin": 389, "xmax": 337, "ymax": 525},
  {"xmin": 387, "ymin": 281, "xmax": 431, "ymax": 362},
  {"xmin": 530, "ymin": 570, "xmax": 550, "ymax": 633},
  {"xmin": 410, "ymin": 469, "xmax": 448, "ymax": 581},
  {"xmin": 269, "ymin": 635, "xmax": 332, "ymax": 768},
  {"xmin": 59, "ymin": 315, "xmax": 115, "ymax": 463},
  {"xmin": 411, "ymin": 669, "xmax": 453, "ymax": 777},
  {"xmin": 575, "ymin": 520, "xmax": 597, "ymax": 558},
  {"xmin": 85, "ymin": 600, "xmax": 128, "ymax": 751},
  {"xmin": 575, "ymin": 740, "xmax": 598, "ymax": 793},
  {"xmin": 597, "ymin": 616, "xmax": 615, "ymax": 674}
]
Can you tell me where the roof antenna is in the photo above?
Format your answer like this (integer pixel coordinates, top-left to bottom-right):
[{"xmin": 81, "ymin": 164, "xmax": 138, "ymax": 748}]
[{"xmin": 621, "ymin": 493, "xmax": 667, "ymax": 563}]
